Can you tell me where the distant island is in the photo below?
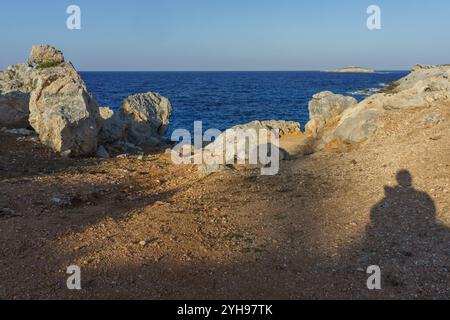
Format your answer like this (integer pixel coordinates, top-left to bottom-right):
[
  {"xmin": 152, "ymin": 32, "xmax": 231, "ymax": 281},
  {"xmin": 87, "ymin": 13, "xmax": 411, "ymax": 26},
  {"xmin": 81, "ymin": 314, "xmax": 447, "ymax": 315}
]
[{"xmin": 323, "ymin": 66, "xmax": 375, "ymax": 73}]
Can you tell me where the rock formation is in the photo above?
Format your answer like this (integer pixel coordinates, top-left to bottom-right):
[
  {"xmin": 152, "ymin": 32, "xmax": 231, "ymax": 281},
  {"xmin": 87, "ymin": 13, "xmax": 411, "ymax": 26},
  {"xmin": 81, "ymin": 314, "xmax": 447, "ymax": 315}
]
[
  {"xmin": 196, "ymin": 120, "xmax": 300, "ymax": 173},
  {"xmin": 28, "ymin": 45, "xmax": 65, "ymax": 67},
  {"xmin": 1, "ymin": 45, "xmax": 174, "ymax": 157},
  {"xmin": 306, "ymin": 91, "xmax": 357, "ymax": 137},
  {"xmin": 0, "ymin": 63, "xmax": 34, "ymax": 128},
  {"xmin": 99, "ymin": 92, "xmax": 173, "ymax": 148},
  {"xmin": 306, "ymin": 64, "xmax": 450, "ymax": 151},
  {"xmin": 29, "ymin": 62, "xmax": 102, "ymax": 156}
]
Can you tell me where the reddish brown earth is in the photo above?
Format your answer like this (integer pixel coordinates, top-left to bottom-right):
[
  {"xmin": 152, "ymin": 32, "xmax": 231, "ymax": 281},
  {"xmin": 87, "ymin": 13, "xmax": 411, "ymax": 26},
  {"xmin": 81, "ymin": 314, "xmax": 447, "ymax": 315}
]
[{"xmin": 1, "ymin": 101, "xmax": 450, "ymax": 300}]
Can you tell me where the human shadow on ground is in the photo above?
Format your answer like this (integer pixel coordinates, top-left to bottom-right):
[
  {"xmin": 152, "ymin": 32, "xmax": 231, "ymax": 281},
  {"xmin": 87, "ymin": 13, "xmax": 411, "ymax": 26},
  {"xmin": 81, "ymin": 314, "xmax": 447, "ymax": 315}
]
[{"xmin": 351, "ymin": 170, "xmax": 450, "ymax": 298}]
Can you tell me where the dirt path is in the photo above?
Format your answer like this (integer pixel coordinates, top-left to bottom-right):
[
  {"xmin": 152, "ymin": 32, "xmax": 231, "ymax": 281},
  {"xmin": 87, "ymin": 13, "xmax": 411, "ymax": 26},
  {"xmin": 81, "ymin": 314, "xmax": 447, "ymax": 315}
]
[{"xmin": 1, "ymin": 101, "xmax": 450, "ymax": 299}]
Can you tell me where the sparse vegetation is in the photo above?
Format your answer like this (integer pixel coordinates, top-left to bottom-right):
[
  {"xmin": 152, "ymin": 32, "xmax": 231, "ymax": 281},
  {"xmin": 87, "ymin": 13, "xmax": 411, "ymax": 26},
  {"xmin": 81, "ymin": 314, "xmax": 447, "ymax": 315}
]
[
  {"xmin": 36, "ymin": 60, "xmax": 62, "ymax": 69},
  {"xmin": 381, "ymin": 81, "xmax": 400, "ymax": 93}
]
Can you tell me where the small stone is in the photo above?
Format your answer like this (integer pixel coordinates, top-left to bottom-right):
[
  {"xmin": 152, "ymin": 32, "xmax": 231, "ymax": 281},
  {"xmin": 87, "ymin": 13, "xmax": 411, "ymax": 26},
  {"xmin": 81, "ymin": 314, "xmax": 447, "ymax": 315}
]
[
  {"xmin": 139, "ymin": 240, "xmax": 147, "ymax": 247},
  {"xmin": 423, "ymin": 112, "xmax": 442, "ymax": 126}
]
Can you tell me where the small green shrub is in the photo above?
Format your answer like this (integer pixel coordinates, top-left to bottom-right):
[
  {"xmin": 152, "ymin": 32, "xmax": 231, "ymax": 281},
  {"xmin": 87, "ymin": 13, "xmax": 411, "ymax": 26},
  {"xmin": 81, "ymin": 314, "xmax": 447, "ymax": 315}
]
[
  {"xmin": 36, "ymin": 60, "xmax": 62, "ymax": 69},
  {"xmin": 381, "ymin": 81, "xmax": 400, "ymax": 93}
]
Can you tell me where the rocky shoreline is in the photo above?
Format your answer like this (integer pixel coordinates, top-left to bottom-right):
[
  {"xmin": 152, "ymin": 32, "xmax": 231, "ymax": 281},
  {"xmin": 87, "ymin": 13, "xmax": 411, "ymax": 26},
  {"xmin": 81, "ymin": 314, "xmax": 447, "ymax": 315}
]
[
  {"xmin": 2, "ymin": 46, "xmax": 450, "ymax": 299},
  {"xmin": 2, "ymin": 46, "xmax": 449, "ymax": 167}
]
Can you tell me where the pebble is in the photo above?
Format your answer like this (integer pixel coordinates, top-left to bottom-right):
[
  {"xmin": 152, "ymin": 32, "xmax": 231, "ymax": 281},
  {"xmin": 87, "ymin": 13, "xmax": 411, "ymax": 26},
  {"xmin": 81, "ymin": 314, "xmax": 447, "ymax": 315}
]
[{"xmin": 139, "ymin": 240, "xmax": 147, "ymax": 247}]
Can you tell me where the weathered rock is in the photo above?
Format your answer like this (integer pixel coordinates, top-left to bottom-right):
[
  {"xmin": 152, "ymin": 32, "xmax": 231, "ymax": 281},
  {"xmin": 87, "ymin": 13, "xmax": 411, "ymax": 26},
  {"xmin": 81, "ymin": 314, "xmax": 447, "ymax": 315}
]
[
  {"xmin": 333, "ymin": 109, "xmax": 380, "ymax": 145},
  {"xmin": 29, "ymin": 62, "xmax": 101, "ymax": 156},
  {"xmin": 28, "ymin": 45, "xmax": 64, "ymax": 67},
  {"xmin": 281, "ymin": 135, "xmax": 316, "ymax": 156},
  {"xmin": 395, "ymin": 64, "xmax": 450, "ymax": 93},
  {"xmin": 100, "ymin": 92, "xmax": 172, "ymax": 146},
  {"xmin": 0, "ymin": 91, "xmax": 31, "ymax": 128},
  {"xmin": 222, "ymin": 120, "xmax": 301, "ymax": 137},
  {"xmin": 201, "ymin": 120, "xmax": 299, "ymax": 166},
  {"xmin": 99, "ymin": 106, "xmax": 114, "ymax": 120},
  {"xmin": 98, "ymin": 107, "xmax": 123, "ymax": 144},
  {"xmin": 306, "ymin": 91, "xmax": 357, "ymax": 137},
  {"xmin": 237, "ymin": 120, "xmax": 302, "ymax": 136},
  {"xmin": 412, "ymin": 64, "xmax": 439, "ymax": 72},
  {"xmin": 121, "ymin": 92, "xmax": 172, "ymax": 145},
  {"xmin": 0, "ymin": 63, "xmax": 34, "ymax": 128}
]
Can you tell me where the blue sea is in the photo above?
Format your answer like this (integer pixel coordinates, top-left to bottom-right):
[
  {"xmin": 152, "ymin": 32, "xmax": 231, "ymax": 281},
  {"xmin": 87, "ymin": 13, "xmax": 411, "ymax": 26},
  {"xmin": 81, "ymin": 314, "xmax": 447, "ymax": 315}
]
[{"xmin": 80, "ymin": 71, "xmax": 408, "ymax": 135}]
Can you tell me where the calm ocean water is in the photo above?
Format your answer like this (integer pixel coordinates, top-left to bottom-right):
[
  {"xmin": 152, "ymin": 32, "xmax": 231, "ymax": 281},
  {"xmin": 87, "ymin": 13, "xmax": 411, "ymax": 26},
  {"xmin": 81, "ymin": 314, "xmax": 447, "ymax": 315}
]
[{"xmin": 80, "ymin": 71, "xmax": 408, "ymax": 135}]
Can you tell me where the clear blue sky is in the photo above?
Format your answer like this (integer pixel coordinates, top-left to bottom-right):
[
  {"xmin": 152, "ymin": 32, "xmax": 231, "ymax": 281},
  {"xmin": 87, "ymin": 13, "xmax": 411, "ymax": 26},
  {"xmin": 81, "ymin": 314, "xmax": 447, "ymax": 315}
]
[{"xmin": 1, "ymin": 0, "xmax": 449, "ymax": 71}]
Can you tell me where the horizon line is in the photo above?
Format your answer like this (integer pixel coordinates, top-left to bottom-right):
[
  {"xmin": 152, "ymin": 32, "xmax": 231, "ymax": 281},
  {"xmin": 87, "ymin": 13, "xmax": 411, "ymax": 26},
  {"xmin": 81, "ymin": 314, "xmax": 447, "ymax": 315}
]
[{"xmin": 77, "ymin": 69, "xmax": 410, "ymax": 73}]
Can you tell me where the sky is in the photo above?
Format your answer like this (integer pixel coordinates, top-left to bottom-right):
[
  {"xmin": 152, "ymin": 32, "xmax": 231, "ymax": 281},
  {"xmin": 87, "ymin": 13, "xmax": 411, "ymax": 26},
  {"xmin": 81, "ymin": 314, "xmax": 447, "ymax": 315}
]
[{"xmin": 1, "ymin": 0, "xmax": 449, "ymax": 71}]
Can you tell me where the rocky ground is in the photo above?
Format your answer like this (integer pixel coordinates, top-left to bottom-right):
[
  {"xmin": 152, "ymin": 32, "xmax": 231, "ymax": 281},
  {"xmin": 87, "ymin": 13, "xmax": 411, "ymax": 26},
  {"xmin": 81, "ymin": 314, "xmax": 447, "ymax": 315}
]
[{"xmin": 1, "ymin": 96, "xmax": 450, "ymax": 299}]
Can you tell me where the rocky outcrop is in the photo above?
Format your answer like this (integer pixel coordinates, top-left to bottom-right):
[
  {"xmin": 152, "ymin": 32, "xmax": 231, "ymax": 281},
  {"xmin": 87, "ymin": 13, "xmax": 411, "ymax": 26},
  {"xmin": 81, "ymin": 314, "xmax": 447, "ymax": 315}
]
[
  {"xmin": 28, "ymin": 45, "xmax": 65, "ymax": 67},
  {"xmin": 99, "ymin": 92, "xmax": 173, "ymax": 148},
  {"xmin": 0, "ymin": 47, "xmax": 64, "ymax": 129},
  {"xmin": 305, "ymin": 91, "xmax": 357, "ymax": 137},
  {"xmin": 308, "ymin": 64, "xmax": 450, "ymax": 151},
  {"xmin": 29, "ymin": 62, "xmax": 102, "ymax": 156},
  {"xmin": 1, "ymin": 45, "xmax": 103, "ymax": 156}
]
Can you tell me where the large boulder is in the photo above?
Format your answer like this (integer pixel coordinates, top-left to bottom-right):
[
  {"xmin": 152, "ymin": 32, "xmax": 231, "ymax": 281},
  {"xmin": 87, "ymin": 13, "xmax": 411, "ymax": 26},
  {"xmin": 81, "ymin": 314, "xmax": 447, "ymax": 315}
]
[
  {"xmin": 28, "ymin": 45, "xmax": 65, "ymax": 67},
  {"xmin": 202, "ymin": 120, "xmax": 301, "ymax": 164},
  {"xmin": 0, "ymin": 63, "xmax": 34, "ymax": 128},
  {"xmin": 305, "ymin": 91, "xmax": 357, "ymax": 137},
  {"xmin": 100, "ymin": 92, "xmax": 172, "ymax": 146},
  {"xmin": 29, "ymin": 62, "xmax": 102, "ymax": 156}
]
